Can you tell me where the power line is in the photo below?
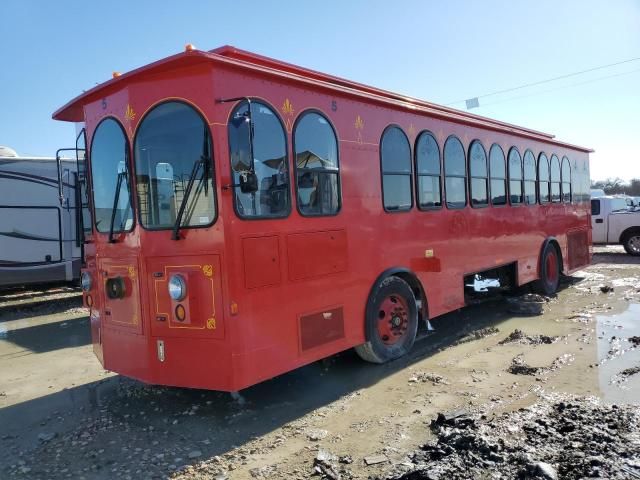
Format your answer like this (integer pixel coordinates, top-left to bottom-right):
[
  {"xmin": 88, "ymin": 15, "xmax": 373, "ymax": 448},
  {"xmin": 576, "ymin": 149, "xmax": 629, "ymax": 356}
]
[
  {"xmin": 445, "ymin": 56, "xmax": 640, "ymax": 106},
  {"xmin": 473, "ymin": 67, "xmax": 640, "ymax": 109}
]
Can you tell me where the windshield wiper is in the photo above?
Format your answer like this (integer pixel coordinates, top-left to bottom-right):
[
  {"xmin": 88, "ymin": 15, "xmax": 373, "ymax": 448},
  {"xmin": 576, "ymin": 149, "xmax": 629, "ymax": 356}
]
[
  {"xmin": 108, "ymin": 171, "xmax": 127, "ymax": 243},
  {"xmin": 172, "ymin": 158, "xmax": 205, "ymax": 240}
]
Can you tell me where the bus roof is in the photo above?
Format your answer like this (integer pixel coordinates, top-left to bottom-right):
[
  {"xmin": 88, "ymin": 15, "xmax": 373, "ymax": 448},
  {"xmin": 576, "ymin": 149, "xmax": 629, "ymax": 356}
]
[{"xmin": 53, "ymin": 46, "xmax": 593, "ymax": 153}]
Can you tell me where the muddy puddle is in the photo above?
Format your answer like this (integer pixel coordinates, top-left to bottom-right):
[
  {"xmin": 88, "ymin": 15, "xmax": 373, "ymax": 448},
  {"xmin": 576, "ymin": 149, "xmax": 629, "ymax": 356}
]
[{"xmin": 597, "ymin": 302, "xmax": 640, "ymax": 404}]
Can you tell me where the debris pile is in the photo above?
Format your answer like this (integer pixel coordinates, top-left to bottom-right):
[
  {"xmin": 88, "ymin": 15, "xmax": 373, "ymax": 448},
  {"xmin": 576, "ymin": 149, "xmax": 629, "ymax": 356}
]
[
  {"xmin": 499, "ymin": 329, "xmax": 559, "ymax": 345},
  {"xmin": 386, "ymin": 396, "xmax": 640, "ymax": 480}
]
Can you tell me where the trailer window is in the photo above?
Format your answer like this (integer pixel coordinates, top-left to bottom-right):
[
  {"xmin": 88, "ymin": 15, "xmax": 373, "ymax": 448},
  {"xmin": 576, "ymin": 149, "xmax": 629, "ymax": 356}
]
[
  {"xmin": 469, "ymin": 140, "xmax": 488, "ymax": 207},
  {"xmin": 134, "ymin": 102, "xmax": 215, "ymax": 229},
  {"xmin": 489, "ymin": 144, "xmax": 506, "ymax": 206},
  {"xmin": 293, "ymin": 112, "xmax": 340, "ymax": 216},
  {"xmin": 508, "ymin": 148, "xmax": 523, "ymax": 205},
  {"xmin": 229, "ymin": 100, "xmax": 290, "ymax": 218},
  {"xmin": 90, "ymin": 118, "xmax": 134, "ymax": 233},
  {"xmin": 415, "ymin": 131, "xmax": 441, "ymax": 209},
  {"xmin": 444, "ymin": 136, "xmax": 466, "ymax": 209},
  {"xmin": 561, "ymin": 156, "xmax": 571, "ymax": 203},
  {"xmin": 550, "ymin": 155, "xmax": 561, "ymax": 203},
  {"xmin": 538, "ymin": 153, "xmax": 550, "ymax": 204},
  {"xmin": 380, "ymin": 126, "xmax": 412, "ymax": 211},
  {"xmin": 523, "ymin": 150, "xmax": 536, "ymax": 205}
]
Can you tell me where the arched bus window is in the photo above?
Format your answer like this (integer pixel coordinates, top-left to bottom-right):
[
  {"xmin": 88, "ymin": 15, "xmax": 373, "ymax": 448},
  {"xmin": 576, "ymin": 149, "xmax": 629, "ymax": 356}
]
[
  {"xmin": 90, "ymin": 118, "xmax": 134, "ymax": 233},
  {"xmin": 538, "ymin": 153, "xmax": 550, "ymax": 203},
  {"xmin": 228, "ymin": 100, "xmax": 290, "ymax": 218},
  {"xmin": 550, "ymin": 154, "xmax": 561, "ymax": 203},
  {"xmin": 134, "ymin": 101, "xmax": 215, "ymax": 229},
  {"xmin": 444, "ymin": 136, "xmax": 466, "ymax": 209},
  {"xmin": 523, "ymin": 150, "xmax": 536, "ymax": 205},
  {"xmin": 293, "ymin": 111, "xmax": 340, "ymax": 216},
  {"xmin": 489, "ymin": 144, "xmax": 506, "ymax": 206},
  {"xmin": 508, "ymin": 147, "xmax": 523, "ymax": 205},
  {"xmin": 561, "ymin": 156, "xmax": 571, "ymax": 203},
  {"xmin": 415, "ymin": 131, "xmax": 441, "ymax": 209},
  {"xmin": 380, "ymin": 126, "xmax": 412, "ymax": 211},
  {"xmin": 468, "ymin": 140, "xmax": 488, "ymax": 207}
]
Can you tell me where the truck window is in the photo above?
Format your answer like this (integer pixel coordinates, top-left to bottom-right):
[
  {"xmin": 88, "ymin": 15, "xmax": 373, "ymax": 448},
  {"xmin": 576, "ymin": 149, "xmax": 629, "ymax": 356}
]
[{"xmin": 591, "ymin": 199, "xmax": 600, "ymax": 216}]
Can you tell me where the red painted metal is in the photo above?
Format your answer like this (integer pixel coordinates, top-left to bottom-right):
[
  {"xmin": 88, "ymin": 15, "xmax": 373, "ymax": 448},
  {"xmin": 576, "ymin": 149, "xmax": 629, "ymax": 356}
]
[
  {"xmin": 545, "ymin": 250, "xmax": 559, "ymax": 285},
  {"xmin": 54, "ymin": 46, "xmax": 592, "ymax": 392},
  {"xmin": 377, "ymin": 295, "xmax": 410, "ymax": 346}
]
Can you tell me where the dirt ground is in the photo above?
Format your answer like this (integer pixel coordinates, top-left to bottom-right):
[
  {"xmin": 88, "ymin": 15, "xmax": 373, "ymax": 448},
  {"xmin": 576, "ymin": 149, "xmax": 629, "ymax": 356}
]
[{"xmin": 1, "ymin": 246, "xmax": 639, "ymax": 479}]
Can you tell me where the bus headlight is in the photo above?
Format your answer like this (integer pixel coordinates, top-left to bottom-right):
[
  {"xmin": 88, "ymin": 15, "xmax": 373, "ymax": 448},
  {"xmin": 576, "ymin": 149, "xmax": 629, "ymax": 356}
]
[
  {"xmin": 81, "ymin": 271, "xmax": 92, "ymax": 291},
  {"xmin": 168, "ymin": 274, "xmax": 187, "ymax": 301}
]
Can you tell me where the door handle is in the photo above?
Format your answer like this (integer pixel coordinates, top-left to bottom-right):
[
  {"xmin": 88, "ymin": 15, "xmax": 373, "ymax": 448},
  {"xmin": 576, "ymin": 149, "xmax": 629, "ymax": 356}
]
[{"xmin": 595, "ymin": 219, "xmax": 603, "ymax": 224}]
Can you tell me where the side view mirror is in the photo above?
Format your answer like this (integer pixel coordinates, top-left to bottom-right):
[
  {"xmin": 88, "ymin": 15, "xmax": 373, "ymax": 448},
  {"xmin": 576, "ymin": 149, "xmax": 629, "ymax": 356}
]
[{"xmin": 239, "ymin": 171, "xmax": 258, "ymax": 193}]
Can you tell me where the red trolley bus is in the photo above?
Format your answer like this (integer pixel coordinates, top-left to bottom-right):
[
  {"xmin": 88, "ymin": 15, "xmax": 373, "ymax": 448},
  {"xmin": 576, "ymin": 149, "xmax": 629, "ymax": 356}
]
[{"xmin": 53, "ymin": 45, "xmax": 592, "ymax": 392}]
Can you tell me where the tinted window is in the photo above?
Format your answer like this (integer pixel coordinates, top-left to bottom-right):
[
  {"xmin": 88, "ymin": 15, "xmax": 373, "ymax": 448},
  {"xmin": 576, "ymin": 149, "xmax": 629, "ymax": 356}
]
[
  {"xmin": 561, "ymin": 156, "xmax": 571, "ymax": 203},
  {"xmin": 489, "ymin": 144, "xmax": 507, "ymax": 206},
  {"xmin": 76, "ymin": 129, "xmax": 92, "ymax": 234},
  {"xmin": 538, "ymin": 153, "xmax": 550, "ymax": 203},
  {"xmin": 469, "ymin": 140, "xmax": 488, "ymax": 207},
  {"xmin": 523, "ymin": 150, "xmax": 536, "ymax": 205},
  {"xmin": 134, "ymin": 102, "xmax": 215, "ymax": 229},
  {"xmin": 591, "ymin": 199, "xmax": 600, "ymax": 216},
  {"xmin": 508, "ymin": 148, "xmax": 523, "ymax": 205},
  {"xmin": 415, "ymin": 131, "xmax": 441, "ymax": 209},
  {"xmin": 229, "ymin": 101, "xmax": 290, "ymax": 218},
  {"xmin": 381, "ymin": 126, "xmax": 412, "ymax": 211},
  {"xmin": 90, "ymin": 118, "xmax": 133, "ymax": 233},
  {"xmin": 550, "ymin": 155, "xmax": 561, "ymax": 203},
  {"xmin": 444, "ymin": 136, "xmax": 466, "ymax": 208},
  {"xmin": 294, "ymin": 112, "xmax": 340, "ymax": 215}
]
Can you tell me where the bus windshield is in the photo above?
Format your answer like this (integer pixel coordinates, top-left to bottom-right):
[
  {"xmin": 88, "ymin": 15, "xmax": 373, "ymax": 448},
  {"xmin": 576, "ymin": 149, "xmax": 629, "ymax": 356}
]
[{"xmin": 134, "ymin": 102, "xmax": 215, "ymax": 230}]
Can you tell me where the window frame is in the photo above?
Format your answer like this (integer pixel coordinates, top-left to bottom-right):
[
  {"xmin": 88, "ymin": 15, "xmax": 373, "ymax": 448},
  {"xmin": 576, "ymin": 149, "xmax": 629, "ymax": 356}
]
[
  {"xmin": 443, "ymin": 135, "xmax": 468, "ymax": 210},
  {"xmin": 488, "ymin": 143, "xmax": 507, "ymax": 207},
  {"xmin": 507, "ymin": 147, "xmax": 524, "ymax": 206},
  {"xmin": 468, "ymin": 139, "xmax": 489, "ymax": 209},
  {"xmin": 538, "ymin": 152, "xmax": 550, "ymax": 204},
  {"xmin": 523, "ymin": 149, "xmax": 537, "ymax": 206},
  {"xmin": 561, "ymin": 156, "xmax": 571, "ymax": 204},
  {"xmin": 227, "ymin": 98, "xmax": 292, "ymax": 220},
  {"xmin": 132, "ymin": 99, "xmax": 217, "ymax": 231},
  {"xmin": 292, "ymin": 109, "xmax": 342, "ymax": 217},
  {"xmin": 414, "ymin": 130, "xmax": 442, "ymax": 211},
  {"xmin": 379, "ymin": 124, "xmax": 414, "ymax": 213},
  {"xmin": 89, "ymin": 116, "xmax": 136, "ymax": 235},
  {"xmin": 550, "ymin": 154, "xmax": 561, "ymax": 203}
]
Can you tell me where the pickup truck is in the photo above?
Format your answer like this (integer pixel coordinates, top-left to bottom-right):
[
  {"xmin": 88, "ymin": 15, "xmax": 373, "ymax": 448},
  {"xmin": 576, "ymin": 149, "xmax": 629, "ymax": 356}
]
[{"xmin": 591, "ymin": 196, "xmax": 640, "ymax": 255}]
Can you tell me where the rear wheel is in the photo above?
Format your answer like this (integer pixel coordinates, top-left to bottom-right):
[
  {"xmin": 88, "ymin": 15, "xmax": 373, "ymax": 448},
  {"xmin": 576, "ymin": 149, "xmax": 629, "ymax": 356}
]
[
  {"xmin": 532, "ymin": 243, "xmax": 561, "ymax": 295},
  {"xmin": 623, "ymin": 232, "xmax": 640, "ymax": 256},
  {"xmin": 355, "ymin": 276, "xmax": 418, "ymax": 363}
]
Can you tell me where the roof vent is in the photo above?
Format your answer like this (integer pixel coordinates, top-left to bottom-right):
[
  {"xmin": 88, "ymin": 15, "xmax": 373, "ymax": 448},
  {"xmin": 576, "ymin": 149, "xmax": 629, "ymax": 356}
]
[{"xmin": 0, "ymin": 146, "xmax": 18, "ymax": 157}]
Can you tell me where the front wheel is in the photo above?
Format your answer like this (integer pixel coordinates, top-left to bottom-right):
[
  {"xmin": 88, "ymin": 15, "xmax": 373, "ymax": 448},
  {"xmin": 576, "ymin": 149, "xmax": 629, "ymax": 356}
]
[
  {"xmin": 532, "ymin": 243, "xmax": 561, "ymax": 295},
  {"xmin": 355, "ymin": 276, "xmax": 418, "ymax": 364},
  {"xmin": 623, "ymin": 232, "xmax": 640, "ymax": 256}
]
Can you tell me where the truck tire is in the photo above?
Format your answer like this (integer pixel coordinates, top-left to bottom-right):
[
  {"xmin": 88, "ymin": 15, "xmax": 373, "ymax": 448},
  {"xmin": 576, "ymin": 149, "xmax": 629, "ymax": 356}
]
[
  {"xmin": 355, "ymin": 276, "xmax": 418, "ymax": 364},
  {"xmin": 622, "ymin": 231, "xmax": 640, "ymax": 256},
  {"xmin": 532, "ymin": 243, "xmax": 561, "ymax": 295}
]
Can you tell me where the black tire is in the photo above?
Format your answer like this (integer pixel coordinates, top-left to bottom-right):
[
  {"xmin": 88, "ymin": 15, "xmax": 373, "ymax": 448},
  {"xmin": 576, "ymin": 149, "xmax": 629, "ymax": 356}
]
[
  {"xmin": 355, "ymin": 276, "xmax": 418, "ymax": 364},
  {"xmin": 532, "ymin": 243, "xmax": 561, "ymax": 295},
  {"xmin": 622, "ymin": 231, "xmax": 640, "ymax": 256}
]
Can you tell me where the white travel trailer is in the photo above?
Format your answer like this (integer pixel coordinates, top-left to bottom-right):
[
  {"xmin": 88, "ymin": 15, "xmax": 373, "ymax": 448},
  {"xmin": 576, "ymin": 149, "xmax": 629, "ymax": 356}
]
[{"xmin": 0, "ymin": 146, "xmax": 83, "ymax": 288}]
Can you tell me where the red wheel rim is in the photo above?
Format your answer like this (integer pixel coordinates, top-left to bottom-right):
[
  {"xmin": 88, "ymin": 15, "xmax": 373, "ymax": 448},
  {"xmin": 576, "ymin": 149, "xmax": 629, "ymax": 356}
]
[
  {"xmin": 376, "ymin": 295, "xmax": 409, "ymax": 345},
  {"xmin": 545, "ymin": 250, "xmax": 559, "ymax": 285}
]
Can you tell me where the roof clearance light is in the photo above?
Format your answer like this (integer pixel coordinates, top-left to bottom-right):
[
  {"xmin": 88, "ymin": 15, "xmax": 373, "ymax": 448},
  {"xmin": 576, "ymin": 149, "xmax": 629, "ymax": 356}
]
[
  {"xmin": 112, "ymin": 71, "xmax": 121, "ymax": 78},
  {"xmin": 168, "ymin": 274, "xmax": 187, "ymax": 301},
  {"xmin": 81, "ymin": 271, "xmax": 92, "ymax": 292},
  {"xmin": 185, "ymin": 43, "xmax": 196, "ymax": 52}
]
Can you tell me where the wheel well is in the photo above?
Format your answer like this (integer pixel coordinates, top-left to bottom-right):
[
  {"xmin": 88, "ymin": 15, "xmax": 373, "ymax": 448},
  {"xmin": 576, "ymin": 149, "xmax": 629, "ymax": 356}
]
[{"xmin": 619, "ymin": 227, "xmax": 640, "ymax": 244}]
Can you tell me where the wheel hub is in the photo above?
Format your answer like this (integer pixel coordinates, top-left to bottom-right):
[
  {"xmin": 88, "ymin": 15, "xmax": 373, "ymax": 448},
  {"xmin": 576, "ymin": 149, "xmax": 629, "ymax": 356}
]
[{"xmin": 377, "ymin": 295, "xmax": 410, "ymax": 345}]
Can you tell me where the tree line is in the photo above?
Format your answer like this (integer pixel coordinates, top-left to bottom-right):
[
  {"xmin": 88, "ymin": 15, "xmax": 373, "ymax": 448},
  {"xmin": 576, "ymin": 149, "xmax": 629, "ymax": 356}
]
[{"xmin": 591, "ymin": 178, "xmax": 640, "ymax": 196}]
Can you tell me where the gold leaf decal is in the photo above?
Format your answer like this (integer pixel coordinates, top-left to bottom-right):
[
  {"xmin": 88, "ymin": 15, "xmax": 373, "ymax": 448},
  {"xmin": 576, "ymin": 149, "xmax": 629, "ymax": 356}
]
[
  {"xmin": 206, "ymin": 318, "xmax": 216, "ymax": 329},
  {"xmin": 128, "ymin": 266, "xmax": 136, "ymax": 279},
  {"xmin": 281, "ymin": 98, "xmax": 294, "ymax": 117},
  {"xmin": 125, "ymin": 104, "xmax": 136, "ymax": 122},
  {"xmin": 354, "ymin": 115, "xmax": 364, "ymax": 130},
  {"xmin": 202, "ymin": 265, "xmax": 213, "ymax": 277}
]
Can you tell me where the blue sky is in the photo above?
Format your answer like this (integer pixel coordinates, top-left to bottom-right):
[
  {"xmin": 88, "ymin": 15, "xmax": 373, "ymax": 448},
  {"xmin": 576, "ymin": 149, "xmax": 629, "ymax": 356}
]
[{"xmin": 1, "ymin": 0, "xmax": 638, "ymax": 181}]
